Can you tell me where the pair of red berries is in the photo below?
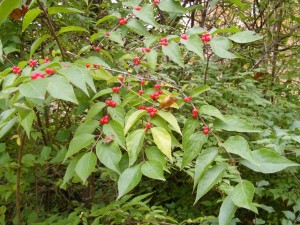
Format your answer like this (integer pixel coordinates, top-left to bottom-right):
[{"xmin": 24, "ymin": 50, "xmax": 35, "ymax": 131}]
[
  {"xmin": 203, "ymin": 126, "xmax": 209, "ymax": 135},
  {"xmin": 45, "ymin": 68, "xmax": 55, "ymax": 75},
  {"xmin": 112, "ymin": 87, "xmax": 121, "ymax": 93},
  {"xmin": 106, "ymin": 100, "xmax": 117, "ymax": 107},
  {"xmin": 12, "ymin": 66, "xmax": 21, "ymax": 75},
  {"xmin": 29, "ymin": 59, "xmax": 37, "ymax": 67},
  {"xmin": 141, "ymin": 47, "xmax": 151, "ymax": 53},
  {"xmin": 133, "ymin": 57, "xmax": 140, "ymax": 66},
  {"xmin": 150, "ymin": 90, "xmax": 163, "ymax": 100},
  {"xmin": 31, "ymin": 72, "xmax": 45, "ymax": 80},
  {"xmin": 154, "ymin": 83, "xmax": 161, "ymax": 89},
  {"xmin": 183, "ymin": 96, "xmax": 192, "ymax": 102},
  {"xmin": 192, "ymin": 108, "xmax": 198, "ymax": 118},
  {"xmin": 160, "ymin": 37, "xmax": 168, "ymax": 46},
  {"xmin": 181, "ymin": 34, "xmax": 188, "ymax": 40},
  {"xmin": 201, "ymin": 33, "xmax": 211, "ymax": 42},
  {"xmin": 145, "ymin": 122, "xmax": 152, "ymax": 132},
  {"xmin": 146, "ymin": 107, "xmax": 157, "ymax": 117},
  {"xmin": 100, "ymin": 115, "xmax": 109, "ymax": 125},
  {"xmin": 118, "ymin": 17, "xmax": 127, "ymax": 25}
]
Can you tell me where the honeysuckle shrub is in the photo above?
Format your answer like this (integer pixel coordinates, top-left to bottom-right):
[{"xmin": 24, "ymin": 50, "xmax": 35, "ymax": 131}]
[{"xmin": 0, "ymin": 0, "xmax": 299, "ymax": 224}]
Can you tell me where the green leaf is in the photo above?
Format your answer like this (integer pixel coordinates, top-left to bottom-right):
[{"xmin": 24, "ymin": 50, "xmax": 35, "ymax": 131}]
[
  {"xmin": 108, "ymin": 106, "xmax": 125, "ymax": 127},
  {"xmin": 190, "ymin": 85, "xmax": 210, "ymax": 97},
  {"xmin": 145, "ymin": 49, "xmax": 157, "ymax": 70},
  {"xmin": 162, "ymin": 42, "xmax": 184, "ymax": 67},
  {"xmin": 141, "ymin": 160, "xmax": 165, "ymax": 181},
  {"xmin": 74, "ymin": 120, "xmax": 99, "ymax": 136},
  {"xmin": 182, "ymin": 118, "xmax": 199, "ymax": 146},
  {"xmin": 75, "ymin": 152, "xmax": 97, "ymax": 183},
  {"xmin": 85, "ymin": 102, "xmax": 106, "ymax": 120},
  {"xmin": 0, "ymin": 117, "xmax": 17, "ymax": 139},
  {"xmin": 117, "ymin": 164, "xmax": 142, "ymax": 199},
  {"xmin": 241, "ymin": 148, "xmax": 299, "ymax": 173},
  {"xmin": 48, "ymin": 7, "xmax": 84, "ymax": 15},
  {"xmin": 210, "ymin": 37, "xmax": 238, "ymax": 59},
  {"xmin": 219, "ymin": 196, "xmax": 237, "ymax": 225},
  {"xmin": 61, "ymin": 156, "xmax": 80, "ymax": 188},
  {"xmin": 30, "ymin": 34, "xmax": 51, "ymax": 58},
  {"xmin": 199, "ymin": 105, "xmax": 226, "ymax": 121},
  {"xmin": 194, "ymin": 164, "xmax": 227, "ymax": 204},
  {"xmin": 96, "ymin": 15, "xmax": 118, "ymax": 25},
  {"xmin": 20, "ymin": 111, "xmax": 35, "ymax": 137},
  {"xmin": 211, "ymin": 26, "xmax": 241, "ymax": 34},
  {"xmin": 228, "ymin": 31, "xmax": 262, "ymax": 43},
  {"xmin": 157, "ymin": 111, "xmax": 181, "ymax": 135},
  {"xmin": 186, "ymin": 27, "xmax": 206, "ymax": 36},
  {"xmin": 181, "ymin": 132, "xmax": 208, "ymax": 169},
  {"xmin": 22, "ymin": 8, "xmax": 41, "ymax": 32},
  {"xmin": 58, "ymin": 26, "xmax": 89, "ymax": 35},
  {"xmin": 81, "ymin": 56, "xmax": 111, "ymax": 68},
  {"xmin": 231, "ymin": 180, "xmax": 255, "ymax": 210},
  {"xmin": 103, "ymin": 120, "xmax": 126, "ymax": 149},
  {"xmin": 47, "ymin": 76, "xmax": 78, "ymax": 104},
  {"xmin": 60, "ymin": 66, "xmax": 90, "ymax": 96},
  {"xmin": 0, "ymin": 40, "xmax": 3, "ymax": 64},
  {"xmin": 0, "ymin": 0, "xmax": 21, "ymax": 26},
  {"xmin": 221, "ymin": 136, "xmax": 256, "ymax": 163},
  {"xmin": 158, "ymin": 0, "xmax": 186, "ymax": 14},
  {"xmin": 108, "ymin": 31, "xmax": 124, "ymax": 46},
  {"xmin": 64, "ymin": 134, "xmax": 95, "ymax": 161},
  {"xmin": 126, "ymin": 19, "xmax": 151, "ymax": 36},
  {"xmin": 193, "ymin": 148, "xmax": 218, "ymax": 190},
  {"xmin": 19, "ymin": 78, "xmax": 49, "ymax": 99},
  {"xmin": 124, "ymin": 110, "xmax": 147, "ymax": 134},
  {"xmin": 127, "ymin": 129, "xmax": 145, "ymax": 166},
  {"xmin": 132, "ymin": 5, "xmax": 158, "ymax": 27},
  {"xmin": 96, "ymin": 141, "xmax": 122, "ymax": 174},
  {"xmin": 145, "ymin": 146, "xmax": 166, "ymax": 168},
  {"xmin": 214, "ymin": 115, "xmax": 262, "ymax": 132},
  {"xmin": 151, "ymin": 127, "xmax": 172, "ymax": 161},
  {"xmin": 180, "ymin": 34, "xmax": 204, "ymax": 59}
]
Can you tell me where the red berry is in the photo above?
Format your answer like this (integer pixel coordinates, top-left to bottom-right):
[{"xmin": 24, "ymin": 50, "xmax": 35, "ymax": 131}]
[
  {"xmin": 100, "ymin": 115, "xmax": 110, "ymax": 124},
  {"xmin": 118, "ymin": 76, "xmax": 124, "ymax": 81},
  {"xmin": 145, "ymin": 122, "xmax": 152, "ymax": 129},
  {"xmin": 154, "ymin": 84, "xmax": 161, "ymax": 89},
  {"xmin": 149, "ymin": 111, "xmax": 156, "ymax": 117},
  {"xmin": 201, "ymin": 33, "xmax": 211, "ymax": 42},
  {"xmin": 110, "ymin": 101, "xmax": 117, "ymax": 107},
  {"xmin": 31, "ymin": 73, "xmax": 38, "ymax": 80},
  {"xmin": 138, "ymin": 105, "xmax": 146, "ymax": 110},
  {"xmin": 134, "ymin": 6, "xmax": 141, "ymax": 10},
  {"xmin": 203, "ymin": 126, "xmax": 209, "ymax": 135},
  {"xmin": 160, "ymin": 37, "xmax": 168, "ymax": 46},
  {"xmin": 181, "ymin": 33, "xmax": 188, "ymax": 40},
  {"xmin": 158, "ymin": 90, "xmax": 163, "ymax": 94},
  {"xmin": 184, "ymin": 97, "xmax": 189, "ymax": 102},
  {"xmin": 86, "ymin": 63, "xmax": 90, "ymax": 68},
  {"xmin": 94, "ymin": 46, "xmax": 101, "ymax": 52},
  {"xmin": 145, "ymin": 47, "xmax": 151, "ymax": 52},
  {"xmin": 112, "ymin": 87, "xmax": 121, "ymax": 93},
  {"xmin": 153, "ymin": 0, "xmax": 160, "ymax": 4},
  {"xmin": 105, "ymin": 32, "xmax": 110, "ymax": 37},
  {"xmin": 117, "ymin": 17, "xmax": 123, "ymax": 21},
  {"xmin": 188, "ymin": 96, "xmax": 192, "ymax": 100},
  {"xmin": 45, "ymin": 68, "xmax": 55, "ymax": 75},
  {"xmin": 44, "ymin": 57, "xmax": 50, "ymax": 63},
  {"xmin": 192, "ymin": 113, "xmax": 198, "ymax": 119},
  {"xmin": 119, "ymin": 18, "xmax": 127, "ymax": 25},
  {"xmin": 12, "ymin": 66, "xmax": 21, "ymax": 75},
  {"xmin": 133, "ymin": 57, "xmax": 140, "ymax": 65},
  {"xmin": 140, "ymin": 80, "xmax": 145, "ymax": 85},
  {"xmin": 150, "ymin": 94, "xmax": 156, "ymax": 99},
  {"xmin": 138, "ymin": 90, "xmax": 143, "ymax": 95},
  {"xmin": 93, "ymin": 64, "xmax": 100, "ymax": 69}
]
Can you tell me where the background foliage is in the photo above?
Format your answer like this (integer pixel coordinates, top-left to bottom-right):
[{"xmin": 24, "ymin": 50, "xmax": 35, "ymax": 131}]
[{"xmin": 0, "ymin": 0, "xmax": 300, "ymax": 224}]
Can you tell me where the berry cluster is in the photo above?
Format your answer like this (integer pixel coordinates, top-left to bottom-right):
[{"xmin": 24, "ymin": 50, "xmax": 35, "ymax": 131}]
[
  {"xmin": 31, "ymin": 72, "xmax": 45, "ymax": 80},
  {"xmin": 154, "ymin": 83, "xmax": 161, "ymax": 89},
  {"xmin": 133, "ymin": 57, "xmax": 140, "ymax": 66},
  {"xmin": 141, "ymin": 47, "xmax": 151, "ymax": 53},
  {"xmin": 112, "ymin": 86, "xmax": 121, "ymax": 93},
  {"xmin": 118, "ymin": 17, "xmax": 127, "ymax": 25},
  {"xmin": 45, "ymin": 68, "xmax": 55, "ymax": 75},
  {"xmin": 145, "ymin": 122, "xmax": 152, "ymax": 132},
  {"xmin": 160, "ymin": 37, "xmax": 168, "ymax": 46},
  {"xmin": 12, "ymin": 66, "xmax": 21, "ymax": 75},
  {"xmin": 150, "ymin": 91, "xmax": 162, "ymax": 100},
  {"xmin": 29, "ymin": 59, "xmax": 37, "ymax": 67},
  {"xmin": 192, "ymin": 108, "xmax": 198, "ymax": 118},
  {"xmin": 146, "ymin": 107, "xmax": 157, "ymax": 117},
  {"xmin": 203, "ymin": 126, "xmax": 209, "ymax": 135},
  {"xmin": 106, "ymin": 99, "xmax": 117, "ymax": 107},
  {"xmin": 181, "ymin": 33, "xmax": 188, "ymax": 40},
  {"xmin": 100, "ymin": 115, "xmax": 109, "ymax": 125},
  {"xmin": 201, "ymin": 33, "xmax": 211, "ymax": 42},
  {"xmin": 183, "ymin": 96, "xmax": 192, "ymax": 102}
]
